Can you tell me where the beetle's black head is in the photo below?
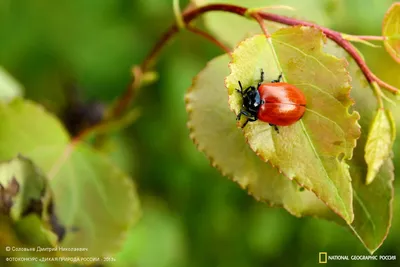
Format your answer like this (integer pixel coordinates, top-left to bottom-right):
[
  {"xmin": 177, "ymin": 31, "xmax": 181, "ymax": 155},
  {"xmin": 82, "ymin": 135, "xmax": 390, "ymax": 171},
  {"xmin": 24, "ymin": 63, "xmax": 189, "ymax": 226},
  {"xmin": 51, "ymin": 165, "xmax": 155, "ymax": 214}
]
[{"xmin": 242, "ymin": 86, "xmax": 261, "ymax": 115}]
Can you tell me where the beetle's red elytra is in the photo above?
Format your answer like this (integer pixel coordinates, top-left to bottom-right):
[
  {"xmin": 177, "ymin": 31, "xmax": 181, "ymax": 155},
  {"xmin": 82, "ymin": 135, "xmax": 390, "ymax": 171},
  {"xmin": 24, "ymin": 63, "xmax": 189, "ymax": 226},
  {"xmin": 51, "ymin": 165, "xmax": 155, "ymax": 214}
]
[
  {"xmin": 257, "ymin": 82, "xmax": 306, "ymax": 126},
  {"xmin": 236, "ymin": 70, "xmax": 306, "ymax": 130}
]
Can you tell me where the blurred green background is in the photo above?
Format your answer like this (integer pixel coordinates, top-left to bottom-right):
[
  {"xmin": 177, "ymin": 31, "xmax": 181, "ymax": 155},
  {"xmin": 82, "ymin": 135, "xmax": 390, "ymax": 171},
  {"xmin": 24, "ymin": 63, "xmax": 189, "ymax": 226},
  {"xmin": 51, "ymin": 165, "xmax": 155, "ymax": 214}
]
[{"xmin": 0, "ymin": 0, "xmax": 399, "ymax": 266}]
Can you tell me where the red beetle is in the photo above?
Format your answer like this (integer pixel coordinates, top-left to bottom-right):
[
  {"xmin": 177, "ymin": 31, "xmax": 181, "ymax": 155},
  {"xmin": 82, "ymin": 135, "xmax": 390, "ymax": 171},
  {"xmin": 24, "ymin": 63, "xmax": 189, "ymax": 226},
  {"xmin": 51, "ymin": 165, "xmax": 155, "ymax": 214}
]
[{"xmin": 236, "ymin": 69, "xmax": 306, "ymax": 131}]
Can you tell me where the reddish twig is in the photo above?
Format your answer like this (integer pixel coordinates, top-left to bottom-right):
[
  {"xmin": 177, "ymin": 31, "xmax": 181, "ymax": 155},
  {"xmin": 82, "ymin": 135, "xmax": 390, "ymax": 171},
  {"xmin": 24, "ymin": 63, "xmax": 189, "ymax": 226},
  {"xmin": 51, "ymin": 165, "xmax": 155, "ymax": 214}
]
[
  {"xmin": 110, "ymin": 66, "xmax": 143, "ymax": 118},
  {"xmin": 187, "ymin": 25, "xmax": 232, "ymax": 56}
]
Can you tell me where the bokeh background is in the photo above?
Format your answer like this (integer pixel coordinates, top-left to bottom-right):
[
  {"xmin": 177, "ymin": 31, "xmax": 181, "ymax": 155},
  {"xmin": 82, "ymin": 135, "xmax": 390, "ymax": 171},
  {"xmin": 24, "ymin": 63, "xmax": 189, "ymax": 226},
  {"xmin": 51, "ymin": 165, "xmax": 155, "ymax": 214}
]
[{"xmin": 1, "ymin": 0, "xmax": 400, "ymax": 266}]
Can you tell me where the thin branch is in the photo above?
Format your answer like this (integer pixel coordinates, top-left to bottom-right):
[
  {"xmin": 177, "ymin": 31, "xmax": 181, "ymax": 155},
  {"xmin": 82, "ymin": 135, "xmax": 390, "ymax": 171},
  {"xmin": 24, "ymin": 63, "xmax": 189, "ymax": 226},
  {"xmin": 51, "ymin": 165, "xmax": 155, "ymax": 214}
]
[
  {"xmin": 370, "ymin": 72, "xmax": 400, "ymax": 94},
  {"xmin": 110, "ymin": 66, "xmax": 143, "ymax": 118},
  {"xmin": 187, "ymin": 25, "xmax": 232, "ymax": 56}
]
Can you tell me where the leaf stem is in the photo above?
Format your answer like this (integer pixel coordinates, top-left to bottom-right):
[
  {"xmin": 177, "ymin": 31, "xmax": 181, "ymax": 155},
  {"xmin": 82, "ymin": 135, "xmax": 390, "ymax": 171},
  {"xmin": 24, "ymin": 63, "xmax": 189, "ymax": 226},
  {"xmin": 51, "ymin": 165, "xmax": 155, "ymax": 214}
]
[
  {"xmin": 345, "ymin": 35, "xmax": 387, "ymax": 41},
  {"xmin": 250, "ymin": 12, "xmax": 271, "ymax": 38},
  {"xmin": 371, "ymin": 82, "xmax": 384, "ymax": 108},
  {"xmin": 173, "ymin": 0, "xmax": 185, "ymax": 29}
]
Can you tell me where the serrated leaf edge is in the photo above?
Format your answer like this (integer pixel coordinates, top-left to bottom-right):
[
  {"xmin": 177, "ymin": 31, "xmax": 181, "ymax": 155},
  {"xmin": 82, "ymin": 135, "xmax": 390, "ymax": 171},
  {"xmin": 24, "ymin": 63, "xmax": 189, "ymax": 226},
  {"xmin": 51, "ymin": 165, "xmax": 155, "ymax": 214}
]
[{"xmin": 350, "ymin": 157, "xmax": 395, "ymax": 254}]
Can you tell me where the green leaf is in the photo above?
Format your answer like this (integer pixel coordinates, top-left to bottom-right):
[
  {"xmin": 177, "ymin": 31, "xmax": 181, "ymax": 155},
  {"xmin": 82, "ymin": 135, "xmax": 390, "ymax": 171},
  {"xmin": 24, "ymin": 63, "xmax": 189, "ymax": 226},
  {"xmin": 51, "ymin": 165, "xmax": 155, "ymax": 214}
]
[
  {"xmin": 0, "ymin": 156, "xmax": 47, "ymax": 220},
  {"xmin": 0, "ymin": 67, "xmax": 23, "ymax": 102},
  {"xmin": 325, "ymin": 40, "xmax": 395, "ymax": 253},
  {"xmin": 186, "ymin": 54, "xmax": 336, "ymax": 220},
  {"xmin": 225, "ymin": 27, "xmax": 360, "ymax": 224},
  {"xmin": 0, "ymin": 99, "xmax": 69, "ymax": 157},
  {"xmin": 364, "ymin": 108, "xmax": 396, "ymax": 185},
  {"xmin": 0, "ymin": 99, "xmax": 141, "ymax": 258},
  {"xmin": 382, "ymin": 2, "xmax": 400, "ymax": 63}
]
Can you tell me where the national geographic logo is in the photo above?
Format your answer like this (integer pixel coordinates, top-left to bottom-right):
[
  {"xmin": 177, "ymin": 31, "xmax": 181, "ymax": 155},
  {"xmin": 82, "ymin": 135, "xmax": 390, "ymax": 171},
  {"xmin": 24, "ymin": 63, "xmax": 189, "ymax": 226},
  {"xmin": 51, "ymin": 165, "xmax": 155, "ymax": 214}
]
[{"xmin": 318, "ymin": 252, "xmax": 396, "ymax": 263}]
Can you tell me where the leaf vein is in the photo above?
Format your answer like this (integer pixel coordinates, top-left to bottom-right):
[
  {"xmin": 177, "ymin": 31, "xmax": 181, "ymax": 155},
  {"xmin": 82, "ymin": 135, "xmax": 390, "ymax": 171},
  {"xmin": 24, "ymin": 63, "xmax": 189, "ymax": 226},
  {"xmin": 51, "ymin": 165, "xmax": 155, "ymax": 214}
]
[
  {"xmin": 300, "ymin": 121, "xmax": 348, "ymax": 219},
  {"xmin": 272, "ymin": 39, "xmax": 338, "ymax": 82}
]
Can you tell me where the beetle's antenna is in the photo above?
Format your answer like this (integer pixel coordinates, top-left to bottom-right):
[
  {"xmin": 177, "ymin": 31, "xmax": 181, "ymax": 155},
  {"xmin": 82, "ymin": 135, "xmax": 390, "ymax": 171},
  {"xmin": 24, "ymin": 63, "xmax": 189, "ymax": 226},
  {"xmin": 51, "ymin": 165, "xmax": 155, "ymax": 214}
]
[
  {"xmin": 238, "ymin": 81, "xmax": 243, "ymax": 92},
  {"xmin": 260, "ymin": 69, "xmax": 264, "ymax": 82},
  {"xmin": 258, "ymin": 69, "xmax": 264, "ymax": 88},
  {"xmin": 271, "ymin": 73, "xmax": 283, "ymax": 83}
]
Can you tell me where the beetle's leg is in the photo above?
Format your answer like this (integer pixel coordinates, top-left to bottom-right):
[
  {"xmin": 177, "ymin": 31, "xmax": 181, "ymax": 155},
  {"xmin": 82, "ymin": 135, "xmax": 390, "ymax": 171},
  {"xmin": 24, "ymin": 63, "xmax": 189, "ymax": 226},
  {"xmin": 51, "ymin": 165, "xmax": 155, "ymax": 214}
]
[
  {"xmin": 236, "ymin": 81, "xmax": 244, "ymax": 94},
  {"xmin": 242, "ymin": 116, "xmax": 257, "ymax": 128},
  {"xmin": 243, "ymin": 86, "xmax": 256, "ymax": 94},
  {"xmin": 269, "ymin": 123, "xmax": 279, "ymax": 133},
  {"xmin": 237, "ymin": 110, "xmax": 257, "ymax": 128},
  {"xmin": 237, "ymin": 110, "xmax": 252, "ymax": 121},
  {"xmin": 242, "ymin": 117, "xmax": 256, "ymax": 128},
  {"xmin": 271, "ymin": 73, "xmax": 283, "ymax": 83},
  {"xmin": 236, "ymin": 110, "xmax": 244, "ymax": 120},
  {"xmin": 242, "ymin": 119, "xmax": 249, "ymax": 128}
]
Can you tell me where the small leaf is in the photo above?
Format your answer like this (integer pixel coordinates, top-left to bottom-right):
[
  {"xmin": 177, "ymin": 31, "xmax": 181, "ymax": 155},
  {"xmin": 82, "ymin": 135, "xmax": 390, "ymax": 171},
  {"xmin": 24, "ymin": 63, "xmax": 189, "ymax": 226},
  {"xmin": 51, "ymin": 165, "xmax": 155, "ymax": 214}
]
[
  {"xmin": 382, "ymin": 2, "xmax": 400, "ymax": 63},
  {"xmin": 0, "ymin": 67, "xmax": 23, "ymax": 102},
  {"xmin": 0, "ymin": 156, "xmax": 47, "ymax": 220},
  {"xmin": 186, "ymin": 55, "xmax": 335, "ymax": 220},
  {"xmin": 225, "ymin": 27, "xmax": 360, "ymax": 224},
  {"xmin": 0, "ymin": 99, "xmax": 141, "ymax": 258},
  {"xmin": 364, "ymin": 108, "xmax": 396, "ymax": 185}
]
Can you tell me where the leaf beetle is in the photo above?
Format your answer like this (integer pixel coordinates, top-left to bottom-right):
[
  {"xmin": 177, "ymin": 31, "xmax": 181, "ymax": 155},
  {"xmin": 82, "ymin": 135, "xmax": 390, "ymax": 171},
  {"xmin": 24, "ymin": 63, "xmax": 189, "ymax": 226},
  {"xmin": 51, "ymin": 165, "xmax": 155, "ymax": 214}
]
[{"xmin": 236, "ymin": 69, "xmax": 306, "ymax": 132}]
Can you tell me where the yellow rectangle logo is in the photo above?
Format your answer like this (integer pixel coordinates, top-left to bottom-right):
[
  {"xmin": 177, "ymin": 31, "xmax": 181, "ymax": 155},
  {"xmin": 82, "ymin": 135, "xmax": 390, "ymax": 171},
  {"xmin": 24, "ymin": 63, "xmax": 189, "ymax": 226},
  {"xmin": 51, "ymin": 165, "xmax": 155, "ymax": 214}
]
[{"xmin": 319, "ymin": 252, "xmax": 327, "ymax": 263}]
